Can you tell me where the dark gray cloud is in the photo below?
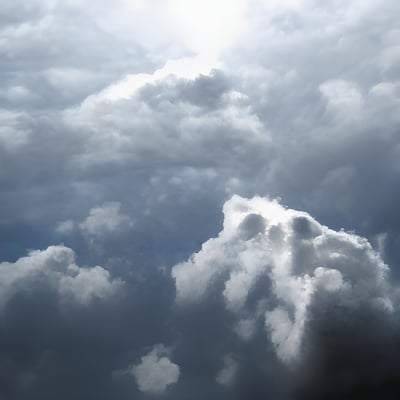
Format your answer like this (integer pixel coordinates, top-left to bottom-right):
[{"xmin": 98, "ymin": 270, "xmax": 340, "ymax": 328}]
[{"xmin": 0, "ymin": 0, "xmax": 400, "ymax": 398}]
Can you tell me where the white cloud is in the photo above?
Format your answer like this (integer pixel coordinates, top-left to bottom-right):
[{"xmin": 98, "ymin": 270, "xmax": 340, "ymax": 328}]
[
  {"xmin": 79, "ymin": 202, "xmax": 134, "ymax": 238},
  {"xmin": 131, "ymin": 345, "xmax": 180, "ymax": 394},
  {"xmin": 0, "ymin": 245, "xmax": 123, "ymax": 308},
  {"xmin": 172, "ymin": 195, "xmax": 392, "ymax": 362},
  {"xmin": 62, "ymin": 68, "xmax": 270, "ymax": 175},
  {"xmin": 84, "ymin": 55, "xmax": 218, "ymax": 104},
  {"xmin": 56, "ymin": 202, "xmax": 134, "ymax": 245},
  {"xmin": 59, "ymin": 265, "xmax": 122, "ymax": 305}
]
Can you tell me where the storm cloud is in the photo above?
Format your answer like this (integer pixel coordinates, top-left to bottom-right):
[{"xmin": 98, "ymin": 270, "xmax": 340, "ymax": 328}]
[{"xmin": 1, "ymin": 0, "xmax": 400, "ymax": 398}]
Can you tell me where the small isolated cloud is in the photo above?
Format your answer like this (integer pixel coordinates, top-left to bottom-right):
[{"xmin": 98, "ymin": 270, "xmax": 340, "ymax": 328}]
[
  {"xmin": 216, "ymin": 354, "xmax": 238, "ymax": 386},
  {"xmin": 131, "ymin": 344, "xmax": 180, "ymax": 394},
  {"xmin": 234, "ymin": 318, "xmax": 256, "ymax": 341},
  {"xmin": 55, "ymin": 219, "xmax": 75, "ymax": 234},
  {"xmin": 56, "ymin": 202, "xmax": 135, "ymax": 243},
  {"xmin": 172, "ymin": 195, "xmax": 392, "ymax": 362},
  {"xmin": 79, "ymin": 202, "xmax": 134, "ymax": 238}
]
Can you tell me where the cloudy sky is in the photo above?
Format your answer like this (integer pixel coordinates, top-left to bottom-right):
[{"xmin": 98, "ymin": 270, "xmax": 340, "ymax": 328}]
[{"xmin": 1, "ymin": 0, "xmax": 400, "ymax": 398}]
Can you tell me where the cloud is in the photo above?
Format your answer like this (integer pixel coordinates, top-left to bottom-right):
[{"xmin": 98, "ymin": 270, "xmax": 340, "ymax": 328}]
[
  {"xmin": 131, "ymin": 345, "xmax": 180, "ymax": 394},
  {"xmin": 3, "ymin": 0, "xmax": 400, "ymax": 272},
  {"xmin": 58, "ymin": 265, "xmax": 123, "ymax": 305},
  {"xmin": 79, "ymin": 202, "xmax": 134, "ymax": 239},
  {"xmin": 0, "ymin": 243, "xmax": 174, "ymax": 400},
  {"xmin": 173, "ymin": 195, "xmax": 394, "ymax": 364},
  {"xmin": 215, "ymin": 354, "xmax": 238, "ymax": 386},
  {"xmin": 4, "ymin": 0, "xmax": 395, "ymax": 275},
  {"xmin": 1, "ymin": 1, "xmax": 400, "ymax": 399},
  {"xmin": 319, "ymin": 79, "xmax": 364, "ymax": 119},
  {"xmin": 171, "ymin": 195, "xmax": 400, "ymax": 398},
  {"xmin": 0, "ymin": 245, "xmax": 123, "ymax": 307}
]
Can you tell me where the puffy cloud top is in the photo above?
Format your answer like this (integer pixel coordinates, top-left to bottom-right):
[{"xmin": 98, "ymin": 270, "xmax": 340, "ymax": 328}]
[
  {"xmin": 0, "ymin": 245, "xmax": 123, "ymax": 307},
  {"xmin": 131, "ymin": 345, "xmax": 180, "ymax": 394},
  {"xmin": 173, "ymin": 195, "xmax": 393, "ymax": 362}
]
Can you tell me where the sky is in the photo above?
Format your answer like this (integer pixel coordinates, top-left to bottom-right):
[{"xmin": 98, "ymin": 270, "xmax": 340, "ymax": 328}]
[{"xmin": 0, "ymin": 0, "xmax": 400, "ymax": 398}]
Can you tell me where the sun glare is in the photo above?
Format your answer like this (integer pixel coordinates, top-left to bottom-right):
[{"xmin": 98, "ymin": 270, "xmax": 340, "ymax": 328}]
[{"xmin": 166, "ymin": 0, "xmax": 247, "ymax": 55}]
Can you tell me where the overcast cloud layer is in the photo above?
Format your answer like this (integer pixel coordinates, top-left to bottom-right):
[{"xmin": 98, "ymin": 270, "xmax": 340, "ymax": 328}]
[{"xmin": 1, "ymin": 0, "xmax": 400, "ymax": 399}]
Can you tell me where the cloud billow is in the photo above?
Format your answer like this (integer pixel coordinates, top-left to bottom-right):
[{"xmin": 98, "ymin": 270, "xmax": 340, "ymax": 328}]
[
  {"xmin": 172, "ymin": 195, "xmax": 400, "ymax": 398},
  {"xmin": 130, "ymin": 345, "xmax": 180, "ymax": 394},
  {"xmin": 0, "ymin": 0, "xmax": 400, "ymax": 398}
]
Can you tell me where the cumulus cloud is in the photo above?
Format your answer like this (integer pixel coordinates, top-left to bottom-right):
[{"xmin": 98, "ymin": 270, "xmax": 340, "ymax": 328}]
[
  {"xmin": 0, "ymin": 245, "xmax": 123, "ymax": 307},
  {"xmin": 131, "ymin": 345, "xmax": 180, "ymax": 394},
  {"xmin": 56, "ymin": 202, "xmax": 135, "ymax": 260},
  {"xmin": 79, "ymin": 202, "xmax": 134, "ymax": 238},
  {"xmin": 173, "ymin": 195, "xmax": 393, "ymax": 363}
]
